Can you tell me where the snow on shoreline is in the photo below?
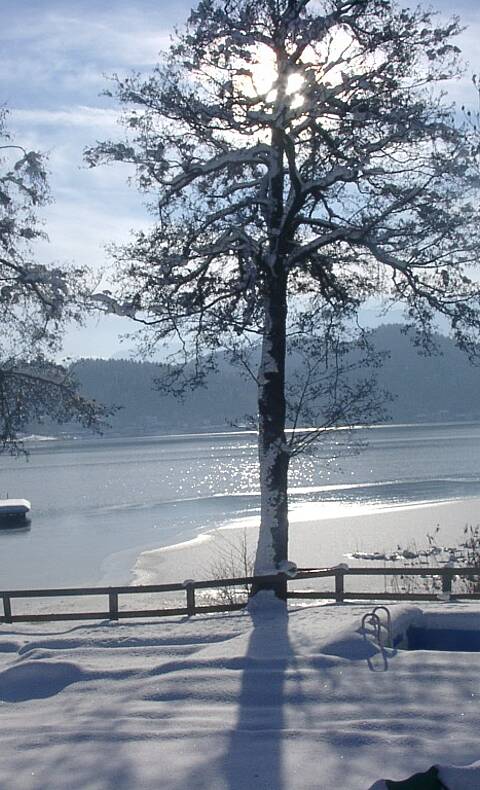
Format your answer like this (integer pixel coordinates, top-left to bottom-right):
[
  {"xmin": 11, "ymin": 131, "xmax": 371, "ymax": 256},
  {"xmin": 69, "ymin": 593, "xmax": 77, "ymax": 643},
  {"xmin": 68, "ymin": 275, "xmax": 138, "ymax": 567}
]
[
  {"xmin": 1, "ymin": 601, "xmax": 480, "ymax": 789},
  {"xmin": 5, "ymin": 496, "xmax": 478, "ymax": 617},
  {"xmin": 130, "ymin": 496, "xmax": 480, "ymax": 589}
]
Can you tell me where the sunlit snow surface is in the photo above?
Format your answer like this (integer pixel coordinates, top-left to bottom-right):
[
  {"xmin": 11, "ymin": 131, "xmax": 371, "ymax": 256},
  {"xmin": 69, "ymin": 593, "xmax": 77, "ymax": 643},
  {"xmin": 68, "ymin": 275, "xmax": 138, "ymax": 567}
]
[{"xmin": 1, "ymin": 601, "xmax": 480, "ymax": 789}]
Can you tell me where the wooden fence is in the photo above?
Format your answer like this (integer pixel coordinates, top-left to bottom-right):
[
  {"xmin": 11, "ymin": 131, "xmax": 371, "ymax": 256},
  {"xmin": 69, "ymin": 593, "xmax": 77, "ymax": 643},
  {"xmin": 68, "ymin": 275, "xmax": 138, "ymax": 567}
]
[{"xmin": 1, "ymin": 566, "xmax": 480, "ymax": 624}]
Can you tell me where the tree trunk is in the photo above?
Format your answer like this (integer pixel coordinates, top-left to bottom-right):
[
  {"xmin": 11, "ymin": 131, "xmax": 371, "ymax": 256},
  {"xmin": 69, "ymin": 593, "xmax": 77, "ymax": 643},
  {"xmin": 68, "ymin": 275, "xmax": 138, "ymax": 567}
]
[
  {"xmin": 252, "ymin": 57, "xmax": 290, "ymax": 598},
  {"xmin": 253, "ymin": 269, "xmax": 290, "ymax": 598}
]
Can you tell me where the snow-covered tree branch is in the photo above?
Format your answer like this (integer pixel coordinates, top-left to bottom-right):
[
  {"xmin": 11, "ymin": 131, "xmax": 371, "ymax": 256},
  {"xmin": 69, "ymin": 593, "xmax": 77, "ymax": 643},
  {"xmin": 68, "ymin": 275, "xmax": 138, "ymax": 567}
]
[
  {"xmin": 86, "ymin": 0, "xmax": 480, "ymax": 589},
  {"xmin": 0, "ymin": 109, "xmax": 108, "ymax": 452}
]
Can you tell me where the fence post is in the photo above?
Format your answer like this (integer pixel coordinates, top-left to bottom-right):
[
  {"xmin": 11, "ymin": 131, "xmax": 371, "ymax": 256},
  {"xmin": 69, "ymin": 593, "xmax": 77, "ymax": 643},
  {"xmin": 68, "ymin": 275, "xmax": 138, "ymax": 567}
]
[
  {"xmin": 185, "ymin": 582, "xmax": 196, "ymax": 616},
  {"xmin": 2, "ymin": 594, "xmax": 12, "ymax": 623},
  {"xmin": 108, "ymin": 591, "xmax": 119, "ymax": 621},
  {"xmin": 442, "ymin": 570, "xmax": 453, "ymax": 596},
  {"xmin": 335, "ymin": 570, "xmax": 344, "ymax": 603}
]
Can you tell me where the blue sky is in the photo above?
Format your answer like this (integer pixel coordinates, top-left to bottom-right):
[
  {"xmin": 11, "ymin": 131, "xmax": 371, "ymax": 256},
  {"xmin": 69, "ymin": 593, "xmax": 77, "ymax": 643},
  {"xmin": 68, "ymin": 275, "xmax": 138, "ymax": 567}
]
[
  {"xmin": 2, "ymin": 0, "xmax": 480, "ymax": 358},
  {"xmin": 2, "ymin": 0, "xmax": 193, "ymax": 357}
]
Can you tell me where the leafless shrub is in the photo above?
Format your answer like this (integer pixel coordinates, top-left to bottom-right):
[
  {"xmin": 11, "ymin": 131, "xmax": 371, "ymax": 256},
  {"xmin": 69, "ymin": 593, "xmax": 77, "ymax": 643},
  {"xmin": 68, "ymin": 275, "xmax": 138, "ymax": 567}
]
[{"xmin": 204, "ymin": 530, "xmax": 255, "ymax": 606}]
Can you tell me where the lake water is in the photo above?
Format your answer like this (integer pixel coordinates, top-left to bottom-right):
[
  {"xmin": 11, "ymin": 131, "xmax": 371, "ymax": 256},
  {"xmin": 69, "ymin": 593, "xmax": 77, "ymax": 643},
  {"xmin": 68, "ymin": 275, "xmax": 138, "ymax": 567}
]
[{"xmin": 2, "ymin": 422, "xmax": 480, "ymax": 589}]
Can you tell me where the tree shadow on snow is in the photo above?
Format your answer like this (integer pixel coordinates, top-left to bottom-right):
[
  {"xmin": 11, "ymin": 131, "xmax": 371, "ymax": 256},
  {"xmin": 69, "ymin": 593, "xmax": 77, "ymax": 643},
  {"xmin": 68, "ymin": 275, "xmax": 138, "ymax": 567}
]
[{"xmin": 223, "ymin": 597, "xmax": 293, "ymax": 790}]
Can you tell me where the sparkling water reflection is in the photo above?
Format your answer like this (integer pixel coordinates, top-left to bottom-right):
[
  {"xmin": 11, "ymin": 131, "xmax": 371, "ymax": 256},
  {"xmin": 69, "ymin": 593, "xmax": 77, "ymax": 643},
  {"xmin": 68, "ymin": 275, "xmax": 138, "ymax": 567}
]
[{"xmin": 1, "ymin": 423, "xmax": 480, "ymax": 588}]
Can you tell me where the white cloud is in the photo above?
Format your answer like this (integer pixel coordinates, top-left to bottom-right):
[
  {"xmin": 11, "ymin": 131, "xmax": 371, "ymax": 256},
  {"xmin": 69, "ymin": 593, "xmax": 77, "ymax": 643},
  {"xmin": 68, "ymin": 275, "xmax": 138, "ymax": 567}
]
[
  {"xmin": 12, "ymin": 106, "xmax": 120, "ymax": 130},
  {"xmin": 35, "ymin": 186, "xmax": 150, "ymax": 268},
  {"xmin": 60, "ymin": 313, "xmax": 141, "ymax": 360}
]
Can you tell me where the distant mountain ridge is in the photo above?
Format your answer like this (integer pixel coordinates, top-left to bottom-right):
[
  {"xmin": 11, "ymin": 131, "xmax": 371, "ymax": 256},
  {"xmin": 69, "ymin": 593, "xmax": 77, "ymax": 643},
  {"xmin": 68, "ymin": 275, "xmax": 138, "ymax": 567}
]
[{"xmin": 63, "ymin": 324, "xmax": 480, "ymax": 435}]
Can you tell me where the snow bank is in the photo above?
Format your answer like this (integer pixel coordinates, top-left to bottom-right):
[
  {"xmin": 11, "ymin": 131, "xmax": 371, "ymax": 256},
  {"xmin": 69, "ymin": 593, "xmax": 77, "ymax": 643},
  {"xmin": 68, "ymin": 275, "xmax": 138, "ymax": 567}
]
[{"xmin": 0, "ymin": 603, "xmax": 479, "ymax": 789}]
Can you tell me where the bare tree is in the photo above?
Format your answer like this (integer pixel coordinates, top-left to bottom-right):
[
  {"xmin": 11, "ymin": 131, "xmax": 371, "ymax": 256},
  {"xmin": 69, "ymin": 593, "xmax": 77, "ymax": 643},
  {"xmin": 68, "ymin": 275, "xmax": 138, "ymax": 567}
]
[
  {"xmin": 0, "ymin": 109, "xmax": 107, "ymax": 452},
  {"xmin": 86, "ymin": 0, "xmax": 480, "ymax": 590}
]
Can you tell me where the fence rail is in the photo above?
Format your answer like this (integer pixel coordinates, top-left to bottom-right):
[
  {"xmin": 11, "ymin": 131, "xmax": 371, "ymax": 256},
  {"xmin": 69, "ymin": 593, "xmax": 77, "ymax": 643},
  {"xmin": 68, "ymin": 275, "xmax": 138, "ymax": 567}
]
[{"xmin": 1, "ymin": 566, "xmax": 480, "ymax": 624}]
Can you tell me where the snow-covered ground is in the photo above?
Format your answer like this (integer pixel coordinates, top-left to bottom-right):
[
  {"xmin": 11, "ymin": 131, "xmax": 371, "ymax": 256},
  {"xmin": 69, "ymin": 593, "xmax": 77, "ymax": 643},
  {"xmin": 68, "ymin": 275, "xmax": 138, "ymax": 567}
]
[{"xmin": 1, "ymin": 599, "xmax": 480, "ymax": 789}]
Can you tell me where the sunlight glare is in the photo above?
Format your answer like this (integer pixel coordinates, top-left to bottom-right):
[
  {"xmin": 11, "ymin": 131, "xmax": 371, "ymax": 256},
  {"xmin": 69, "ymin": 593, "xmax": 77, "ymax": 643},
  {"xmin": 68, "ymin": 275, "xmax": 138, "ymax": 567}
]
[
  {"xmin": 246, "ymin": 43, "xmax": 277, "ymax": 98},
  {"xmin": 287, "ymin": 72, "xmax": 304, "ymax": 96},
  {"xmin": 246, "ymin": 44, "xmax": 305, "ymax": 108}
]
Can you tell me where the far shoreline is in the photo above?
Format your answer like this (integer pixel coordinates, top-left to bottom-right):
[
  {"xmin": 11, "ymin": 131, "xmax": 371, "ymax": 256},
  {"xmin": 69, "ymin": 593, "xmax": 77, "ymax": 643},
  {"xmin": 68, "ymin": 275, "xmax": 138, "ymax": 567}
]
[{"xmin": 21, "ymin": 417, "xmax": 480, "ymax": 449}]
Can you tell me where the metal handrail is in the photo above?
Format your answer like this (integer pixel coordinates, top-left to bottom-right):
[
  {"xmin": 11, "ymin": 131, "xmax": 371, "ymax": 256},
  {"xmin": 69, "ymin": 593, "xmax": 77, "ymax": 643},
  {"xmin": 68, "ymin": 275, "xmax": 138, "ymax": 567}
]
[
  {"xmin": 361, "ymin": 612, "xmax": 383, "ymax": 647},
  {"xmin": 372, "ymin": 606, "xmax": 393, "ymax": 648},
  {"xmin": 361, "ymin": 606, "xmax": 392, "ymax": 648}
]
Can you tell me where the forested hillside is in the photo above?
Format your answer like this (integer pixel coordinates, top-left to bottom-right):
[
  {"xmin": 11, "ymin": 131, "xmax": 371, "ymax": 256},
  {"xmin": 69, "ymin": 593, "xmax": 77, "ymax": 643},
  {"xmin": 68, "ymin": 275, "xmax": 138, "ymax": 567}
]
[
  {"xmin": 59, "ymin": 325, "xmax": 480, "ymax": 436},
  {"xmin": 71, "ymin": 356, "xmax": 256, "ymax": 433},
  {"xmin": 367, "ymin": 325, "xmax": 480, "ymax": 423}
]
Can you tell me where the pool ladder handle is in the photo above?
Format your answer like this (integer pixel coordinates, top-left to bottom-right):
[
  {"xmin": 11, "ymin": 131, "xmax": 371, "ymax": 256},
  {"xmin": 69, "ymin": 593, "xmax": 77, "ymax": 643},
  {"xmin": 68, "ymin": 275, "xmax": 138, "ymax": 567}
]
[{"xmin": 361, "ymin": 605, "xmax": 393, "ymax": 649}]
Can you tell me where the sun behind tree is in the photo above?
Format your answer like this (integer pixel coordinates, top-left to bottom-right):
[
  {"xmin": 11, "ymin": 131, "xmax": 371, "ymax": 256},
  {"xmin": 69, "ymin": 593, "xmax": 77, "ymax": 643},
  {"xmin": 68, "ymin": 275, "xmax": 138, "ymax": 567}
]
[{"xmin": 87, "ymin": 0, "xmax": 480, "ymax": 595}]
